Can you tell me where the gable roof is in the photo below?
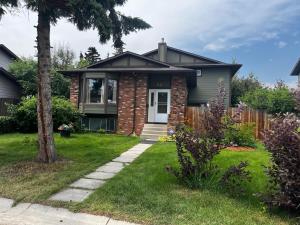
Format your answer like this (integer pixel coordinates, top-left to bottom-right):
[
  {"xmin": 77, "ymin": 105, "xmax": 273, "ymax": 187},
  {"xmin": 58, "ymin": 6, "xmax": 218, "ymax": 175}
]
[
  {"xmin": 291, "ymin": 58, "xmax": 300, "ymax": 75},
  {"xmin": 88, "ymin": 51, "xmax": 173, "ymax": 69},
  {"xmin": 0, "ymin": 44, "xmax": 19, "ymax": 60},
  {"xmin": 143, "ymin": 45, "xmax": 225, "ymax": 65},
  {"xmin": 0, "ymin": 67, "xmax": 19, "ymax": 85}
]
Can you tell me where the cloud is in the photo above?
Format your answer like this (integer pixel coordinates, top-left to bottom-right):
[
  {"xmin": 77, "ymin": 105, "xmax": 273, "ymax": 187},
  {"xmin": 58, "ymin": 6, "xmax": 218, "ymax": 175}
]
[
  {"xmin": 277, "ymin": 41, "xmax": 287, "ymax": 48},
  {"xmin": 0, "ymin": 0, "xmax": 300, "ymax": 58}
]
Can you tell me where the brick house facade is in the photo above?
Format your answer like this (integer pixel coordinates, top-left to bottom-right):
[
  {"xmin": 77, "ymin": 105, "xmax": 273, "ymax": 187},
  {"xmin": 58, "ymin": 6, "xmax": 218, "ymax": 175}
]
[
  {"xmin": 64, "ymin": 41, "xmax": 241, "ymax": 137},
  {"xmin": 117, "ymin": 74, "xmax": 148, "ymax": 136}
]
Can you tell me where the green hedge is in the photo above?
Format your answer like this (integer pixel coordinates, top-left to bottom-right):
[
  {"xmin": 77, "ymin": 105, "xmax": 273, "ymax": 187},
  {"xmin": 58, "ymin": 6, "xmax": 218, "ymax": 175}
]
[
  {"xmin": 0, "ymin": 116, "xmax": 16, "ymax": 134},
  {"xmin": 224, "ymin": 123, "xmax": 256, "ymax": 147},
  {"xmin": 9, "ymin": 96, "xmax": 81, "ymax": 133}
]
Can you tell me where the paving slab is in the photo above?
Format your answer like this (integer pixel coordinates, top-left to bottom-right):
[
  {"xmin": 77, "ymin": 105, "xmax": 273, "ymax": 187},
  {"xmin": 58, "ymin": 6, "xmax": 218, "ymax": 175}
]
[
  {"xmin": 70, "ymin": 178, "xmax": 106, "ymax": 190},
  {"xmin": 112, "ymin": 155, "xmax": 138, "ymax": 163},
  {"xmin": 49, "ymin": 142, "xmax": 153, "ymax": 204},
  {"xmin": 96, "ymin": 164, "xmax": 124, "ymax": 173},
  {"xmin": 85, "ymin": 171, "xmax": 116, "ymax": 180},
  {"xmin": 4, "ymin": 203, "xmax": 32, "ymax": 215},
  {"xmin": 49, "ymin": 188, "xmax": 93, "ymax": 202},
  {"xmin": 105, "ymin": 161, "xmax": 125, "ymax": 168},
  {"xmin": 0, "ymin": 197, "xmax": 14, "ymax": 212},
  {"xmin": 108, "ymin": 219, "xmax": 139, "ymax": 225}
]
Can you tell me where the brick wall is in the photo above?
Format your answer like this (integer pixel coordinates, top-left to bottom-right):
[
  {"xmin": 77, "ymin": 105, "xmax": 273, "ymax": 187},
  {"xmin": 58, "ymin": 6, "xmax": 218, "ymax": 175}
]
[
  {"xmin": 168, "ymin": 75, "xmax": 187, "ymax": 129},
  {"xmin": 70, "ymin": 75, "xmax": 79, "ymax": 107},
  {"xmin": 117, "ymin": 74, "xmax": 147, "ymax": 135},
  {"xmin": 135, "ymin": 75, "xmax": 148, "ymax": 135}
]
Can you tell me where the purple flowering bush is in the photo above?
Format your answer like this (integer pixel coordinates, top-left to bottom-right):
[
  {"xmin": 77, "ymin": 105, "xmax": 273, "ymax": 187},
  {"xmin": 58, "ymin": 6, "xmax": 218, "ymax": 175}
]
[
  {"xmin": 263, "ymin": 113, "xmax": 300, "ymax": 211},
  {"xmin": 167, "ymin": 84, "xmax": 252, "ymax": 189}
]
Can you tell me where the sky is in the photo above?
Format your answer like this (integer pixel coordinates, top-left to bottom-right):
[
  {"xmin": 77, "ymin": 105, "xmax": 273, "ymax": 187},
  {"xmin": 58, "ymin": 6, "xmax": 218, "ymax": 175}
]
[{"xmin": 0, "ymin": 0, "xmax": 300, "ymax": 87}]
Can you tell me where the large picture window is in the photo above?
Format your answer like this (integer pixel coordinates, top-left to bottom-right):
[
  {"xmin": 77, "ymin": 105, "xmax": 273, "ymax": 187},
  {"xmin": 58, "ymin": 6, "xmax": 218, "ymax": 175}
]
[
  {"xmin": 86, "ymin": 78, "xmax": 104, "ymax": 103},
  {"xmin": 107, "ymin": 80, "xmax": 117, "ymax": 103}
]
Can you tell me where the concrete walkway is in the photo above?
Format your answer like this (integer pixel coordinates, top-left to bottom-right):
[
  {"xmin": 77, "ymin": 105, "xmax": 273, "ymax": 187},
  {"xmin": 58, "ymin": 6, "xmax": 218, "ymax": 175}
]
[
  {"xmin": 0, "ymin": 197, "xmax": 139, "ymax": 225},
  {"xmin": 50, "ymin": 143, "xmax": 152, "ymax": 202}
]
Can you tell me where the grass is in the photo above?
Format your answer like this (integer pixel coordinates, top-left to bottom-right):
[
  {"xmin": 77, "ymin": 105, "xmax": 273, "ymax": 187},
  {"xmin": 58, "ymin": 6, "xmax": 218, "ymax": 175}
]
[
  {"xmin": 0, "ymin": 133, "xmax": 139, "ymax": 203},
  {"xmin": 76, "ymin": 142, "xmax": 298, "ymax": 225}
]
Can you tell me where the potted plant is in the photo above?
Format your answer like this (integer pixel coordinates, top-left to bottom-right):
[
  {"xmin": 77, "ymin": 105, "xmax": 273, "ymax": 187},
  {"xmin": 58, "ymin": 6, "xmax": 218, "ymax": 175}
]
[{"xmin": 58, "ymin": 123, "xmax": 74, "ymax": 137}]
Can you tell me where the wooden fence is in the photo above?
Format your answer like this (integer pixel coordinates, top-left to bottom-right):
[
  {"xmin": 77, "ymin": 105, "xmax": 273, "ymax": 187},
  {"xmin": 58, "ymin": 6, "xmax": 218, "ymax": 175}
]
[
  {"xmin": 185, "ymin": 106, "xmax": 272, "ymax": 140},
  {"xmin": 0, "ymin": 98, "xmax": 18, "ymax": 116}
]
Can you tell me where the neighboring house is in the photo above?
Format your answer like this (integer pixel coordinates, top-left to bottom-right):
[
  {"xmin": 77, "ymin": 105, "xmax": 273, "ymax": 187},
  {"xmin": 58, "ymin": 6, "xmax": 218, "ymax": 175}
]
[
  {"xmin": 291, "ymin": 58, "xmax": 300, "ymax": 86},
  {"xmin": 0, "ymin": 44, "xmax": 21, "ymax": 116},
  {"xmin": 62, "ymin": 40, "xmax": 241, "ymax": 138}
]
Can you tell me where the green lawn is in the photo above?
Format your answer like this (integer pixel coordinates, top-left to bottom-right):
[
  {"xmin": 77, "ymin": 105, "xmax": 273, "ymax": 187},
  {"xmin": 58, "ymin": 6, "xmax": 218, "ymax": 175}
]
[
  {"xmin": 77, "ymin": 142, "xmax": 297, "ymax": 225},
  {"xmin": 0, "ymin": 133, "xmax": 139, "ymax": 203}
]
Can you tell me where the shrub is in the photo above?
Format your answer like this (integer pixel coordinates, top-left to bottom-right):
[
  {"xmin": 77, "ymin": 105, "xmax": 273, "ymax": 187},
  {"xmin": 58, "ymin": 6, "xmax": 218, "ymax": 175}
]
[
  {"xmin": 241, "ymin": 84, "xmax": 296, "ymax": 115},
  {"xmin": 224, "ymin": 123, "xmax": 256, "ymax": 147},
  {"xmin": 9, "ymin": 96, "xmax": 81, "ymax": 133},
  {"xmin": 263, "ymin": 113, "xmax": 300, "ymax": 212},
  {"xmin": 220, "ymin": 161, "xmax": 252, "ymax": 196},
  {"xmin": 167, "ymin": 84, "xmax": 253, "ymax": 191},
  {"xmin": 0, "ymin": 116, "xmax": 16, "ymax": 134},
  {"xmin": 294, "ymin": 87, "xmax": 300, "ymax": 115},
  {"xmin": 166, "ymin": 84, "xmax": 227, "ymax": 187},
  {"xmin": 231, "ymin": 73, "xmax": 262, "ymax": 106}
]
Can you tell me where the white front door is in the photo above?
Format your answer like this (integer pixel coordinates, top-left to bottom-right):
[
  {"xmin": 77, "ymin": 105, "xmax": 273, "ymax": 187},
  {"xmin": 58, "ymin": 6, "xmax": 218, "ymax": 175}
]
[{"xmin": 148, "ymin": 89, "xmax": 171, "ymax": 123}]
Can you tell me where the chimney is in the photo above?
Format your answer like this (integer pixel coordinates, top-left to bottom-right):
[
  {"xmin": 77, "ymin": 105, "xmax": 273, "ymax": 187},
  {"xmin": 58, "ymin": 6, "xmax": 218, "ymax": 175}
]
[{"xmin": 158, "ymin": 38, "xmax": 167, "ymax": 62}]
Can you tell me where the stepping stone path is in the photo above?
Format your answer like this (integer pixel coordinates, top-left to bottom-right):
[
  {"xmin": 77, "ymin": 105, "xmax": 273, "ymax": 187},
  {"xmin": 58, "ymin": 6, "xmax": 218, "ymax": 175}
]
[
  {"xmin": 0, "ymin": 197, "xmax": 140, "ymax": 225},
  {"xmin": 50, "ymin": 143, "xmax": 152, "ymax": 202}
]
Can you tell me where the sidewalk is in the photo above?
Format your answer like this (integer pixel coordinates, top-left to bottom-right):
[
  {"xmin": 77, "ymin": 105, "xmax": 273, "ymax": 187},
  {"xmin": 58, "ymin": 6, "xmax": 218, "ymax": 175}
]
[
  {"xmin": 49, "ymin": 142, "xmax": 153, "ymax": 202},
  {"xmin": 0, "ymin": 197, "xmax": 139, "ymax": 225}
]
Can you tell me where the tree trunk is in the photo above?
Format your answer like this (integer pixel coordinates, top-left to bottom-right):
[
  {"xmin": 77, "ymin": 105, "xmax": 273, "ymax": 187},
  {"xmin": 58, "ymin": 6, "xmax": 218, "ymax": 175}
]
[{"xmin": 36, "ymin": 9, "xmax": 56, "ymax": 163}]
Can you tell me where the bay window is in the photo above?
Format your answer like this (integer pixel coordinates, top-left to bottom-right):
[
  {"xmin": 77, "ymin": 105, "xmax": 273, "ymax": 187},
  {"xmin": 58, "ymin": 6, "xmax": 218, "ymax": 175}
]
[
  {"xmin": 86, "ymin": 78, "xmax": 104, "ymax": 103},
  {"xmin": 85, "ymin": 76, "xmax": 118, "ymax": 105},
  {"xmin": 107, "ymin": 80, "xmax": 117, "ymax": 103}
]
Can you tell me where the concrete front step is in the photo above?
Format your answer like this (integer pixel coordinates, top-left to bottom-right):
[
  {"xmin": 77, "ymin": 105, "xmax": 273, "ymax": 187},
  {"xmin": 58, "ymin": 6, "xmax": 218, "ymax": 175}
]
[
  {"xmin": 143, "ymin": 123, "xmax": 167, "ymax": 128},
  {"xmin": 142, "ymin": 127, "xmax": 168, "ymax": 132},
  {"xmin": 141, "ymin": 130, "xmax": 167, "ymax": 136},
  {"xmin": 140, "ymin": 134, "xmax": 161, "ymax": 141},
  {"xmin": 141, "ymin": 123, "xmax": 168, "ymax": 141}
]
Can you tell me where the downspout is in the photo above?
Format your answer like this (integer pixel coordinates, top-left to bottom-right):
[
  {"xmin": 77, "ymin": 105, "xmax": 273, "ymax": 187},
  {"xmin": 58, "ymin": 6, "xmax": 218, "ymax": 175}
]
[{"xmin": 130, "ymin": 73, "xmax": 137, "ymax": 135}]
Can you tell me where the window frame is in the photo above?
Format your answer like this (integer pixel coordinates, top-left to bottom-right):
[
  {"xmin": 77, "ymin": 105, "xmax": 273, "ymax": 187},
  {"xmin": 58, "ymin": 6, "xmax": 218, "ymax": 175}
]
[
  {"xmin": 86, "ymin": 78, "xmax": 105, "ymax": 104},
  {"xmin": 107, "ymin": 79, "xmax": 118, "ymax": 104},
  {"xmin": 83, "ymin": 73, "xmax": 118, "ymax": 106}
]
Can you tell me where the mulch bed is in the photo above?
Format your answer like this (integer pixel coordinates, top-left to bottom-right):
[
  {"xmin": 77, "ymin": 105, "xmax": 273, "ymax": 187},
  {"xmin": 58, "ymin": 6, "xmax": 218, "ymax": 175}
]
[{"xmin": 226, "ymin": 146, "xmax": 255, "ymax": 152}]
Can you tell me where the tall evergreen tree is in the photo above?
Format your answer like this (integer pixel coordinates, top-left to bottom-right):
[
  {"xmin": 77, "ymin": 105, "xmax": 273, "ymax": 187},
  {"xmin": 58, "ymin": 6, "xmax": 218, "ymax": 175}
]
[
  {"xmin": 84, "ymin": 47, "xmax": 101, "ymax": 64},
  {"xmin": 0, "ymin": 0, "xmax": 150, "ymax": 163}
]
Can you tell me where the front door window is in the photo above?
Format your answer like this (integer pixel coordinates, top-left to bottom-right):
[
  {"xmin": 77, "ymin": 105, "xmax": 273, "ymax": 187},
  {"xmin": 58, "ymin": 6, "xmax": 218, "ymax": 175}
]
[{"xmin": 157, "ymin": 92, "xmax": 168, "ymax": 113}]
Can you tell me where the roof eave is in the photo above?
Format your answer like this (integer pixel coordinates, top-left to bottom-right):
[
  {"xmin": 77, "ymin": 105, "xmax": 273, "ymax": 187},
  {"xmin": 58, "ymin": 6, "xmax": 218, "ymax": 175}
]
[
  {"xmin": 0, "ymin": 44, "xmax": 19, "ymax": 60},
  {"xmin": 142, "ymin": 46, "xmax": 226, "ymax": 64},
  {"xmin": 58, "ymin": 68, "xmax": 196, "ymax": 77},
  {"xmin": 290, "ymin": 59, "xmax": 300, "ymax": 76},
  {"xmin": 178, "ymin": 64, "xmax": 242, "ymax": 76},
  {"xmin": 0, "ymin": 67, "xmax": 20, "ymax": 84},
  {"xmin": 87, "ymin": 51, "xmax": 173, "ymax": 69}
]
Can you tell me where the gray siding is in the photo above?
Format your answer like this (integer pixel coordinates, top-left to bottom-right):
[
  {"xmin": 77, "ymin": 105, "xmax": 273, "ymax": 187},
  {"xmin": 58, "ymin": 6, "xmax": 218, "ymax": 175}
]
[
  {"xmin": 188, "ymin": 68, "xmax": 232, "ymax": 106},
  {"xmin": 79, "ymin": 103, "xmax": 117, "ymax": 114},
  {"xmin": 0, "ymin": 49, "xmax": 14, "ymax": 70},
  {"xmin": 0, "ymin": 74, "xmax": 20, "ymax": 99},
  {"xmin": 146, "ymin": 49, "xmax": 215, "ymax": 65}
]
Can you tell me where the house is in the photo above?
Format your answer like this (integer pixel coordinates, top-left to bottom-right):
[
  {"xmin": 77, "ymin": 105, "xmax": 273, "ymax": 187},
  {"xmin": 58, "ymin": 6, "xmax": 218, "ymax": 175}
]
[
  {"xmin": 0, "ymin": 44, "xmax": 21, "ymax": 116},
  {"xmin": 62, "ymin": 40, "xmax": 241, "ymax": 139},
  {"xmin": 291, "ymin": 58, "xmax": 300, "ymax": 86}
]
